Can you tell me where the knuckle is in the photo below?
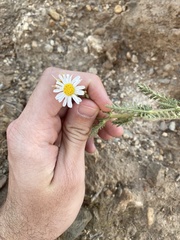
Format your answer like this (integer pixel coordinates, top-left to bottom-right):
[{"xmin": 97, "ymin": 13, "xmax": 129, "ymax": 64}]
[{"xmin": 64, "ymin": 124, "xmax": 90, "ymax": 143}]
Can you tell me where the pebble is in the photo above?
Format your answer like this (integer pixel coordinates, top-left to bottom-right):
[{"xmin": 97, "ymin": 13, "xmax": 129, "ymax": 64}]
[
  {"xmin": 131, "ymin": 54, "xmax": 138, "ymax": 63},
  {"xmin": 105, "ymin": 189, "xmax": 113, "ymax": 197},
  {"xmin": 86, "ymin": 4, "xmax": 92, "ymax": 11},
  {"xmin": 114, "ymin": 5, "xmax": 123, "ymax": 14},
  {"xmin": 88, "ymin": 67, "xmax": 98, "ymax": 74},
  {"xmin": 162, "ymin": 132, "xmax": 168, "ymax": 137},
  {"xmin": 147, "ymin": 207, "xmax": 155, "ymax": 227},
  {"xmin": 32, "ymin": 41, "xmax": 38, "ymax": 48},
  {"xmin": 163, "ymin": 64, "xmax": 174, "ymax": 72},
  {"xmin": 158, "ymin": 78, "xmax": 170, "ymax": 84},
  {"xmin": 126, "ymin": 51, "xmax": 131, "ymax": 60},
  {"xmin": 123, "ymin": 129, "xmax": 133, "ymax": 139},
  {"xmin": 86, "ymin": 35, "xmax": 104, "ymax": 54},
  {"xmin": 159, "ymin": 121, "xmax": 168, "ymax": 131},
  {"xmin": 0, "ymin": 174, "xmax": 7, "ymax": 189},
  {"xmin": 44, "ymin": 44, "xmax": 53, "ymax": 52},
  {"xmin": 169, "ymin": 121, "xmax": 176, "ymax": 131},
  {"xmin": 57, "ymin": 45, "xmax": 65, "ymax": 53},
  {"xmin": 49, "ymin": 8, "xmax": 60, "ymax": 21},
  {"xmin": 23, "ymin": 22, "xmax": 29, "ymax": 31}
]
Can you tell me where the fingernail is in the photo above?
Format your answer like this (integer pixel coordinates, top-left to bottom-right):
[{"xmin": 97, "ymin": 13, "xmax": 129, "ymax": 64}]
[{"xmin": 78, "ymin": 104, "xmax": 98, "ymax": 118}]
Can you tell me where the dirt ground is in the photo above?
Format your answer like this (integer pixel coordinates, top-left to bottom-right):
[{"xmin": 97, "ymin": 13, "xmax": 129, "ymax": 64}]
[{"xmin": 0, "ymin": 0, "xmax": 180, "ymax": 239}]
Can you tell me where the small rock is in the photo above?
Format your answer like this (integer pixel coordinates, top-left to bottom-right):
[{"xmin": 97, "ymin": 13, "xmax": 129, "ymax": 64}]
[
  {"xmin": 49, "ymin": 8, "xmax": 60, "ymax": 21},
  {"xmin": 83, "ymin": 46, "xmax": 88, "ymax": 54},
  {"xmin": 0, "ymin": 174, "xmax": 7, "ymax": 189},
  {"xmin": 57, "ymin": 45, "xmax": 65, "ymax": 53},
  {"xmin": 105, "ymin": 189, "xmax": 113, "ymax": 197},
  {"xmin": 86, "ymin": 4, "xmax": 92, "ymax": 11},
  {"xmin": 114, "ymin": 5, "xmax": 123, "ymax": 14},
  {"xmin": 103, "ymin": 60, "xmax": 113, "ymax": 70},
  {"xmin": 131, "ymin": 54, "xmax": 138, "ymax": 63},
  {"xmin": 123, "ymin": 129, "xmax": 133, "ymax": 139},
  {"xmin": 61, "ymin": 208, "xmax": 92, "ymax": 240},
  {"xmin": 159, "ymin": 121, "xmax": 168, "ymax": 131},
  {"xmin": 23, "ymin": 22, "xmax": 29, "ymax": 31},
  {"xmin": 44, "ymin": 44, "xmax": 53, "ymax": 52},
  {"xmin": 86, "ymin": 35, "xmax": 104, "ymax": 54},
  {"xmin": 88, "ymin": 67, "xmax": 98, "ymax": 74},
  {"xmin": 126, "ymin": 51, "xmax": 131, "ymax": 60},
  {"xmin": 147, "ymin": 207, "xmax": 155, "ymax": 227},
  {"xmin": 32, "ymin": 41, "xmax": 38, "ymax": 48},
  {"xmin": 162, "ymin": 132, "xmax": 168, "ymax": 137},
  {"xmin": 158, "ymin": 78, "xmax": 170, "ymax": 84},
  {"xmin": 169, "ymin": 121, "xmax": 176, "ymax": 131},
  {"xmin": 93, "ymin": 27, "xmax": 106, "ymax": 36},
  {"xmin": 146, "ymin": 162, "xmax": 161, "ymax": 187},
  {"xmin": 163, "ymin": 64, "xmax": 174, "ymax": 72}
]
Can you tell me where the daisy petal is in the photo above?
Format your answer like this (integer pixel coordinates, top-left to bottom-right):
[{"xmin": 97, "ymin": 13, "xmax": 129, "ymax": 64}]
[
  {"xmin": 75, "ymin": 90, "xmax": 85, "ymax": 96},
  {"xmin": 67, "ymin": 97, "xmax": 73, "ymax": 108},
  {"xmin": 55, "ymin": 92, "xmax": 65, "ymax": 102},
  {"xmin": 63, "ymin": 96, "xmax": 68, "ymax": 107},
  {"xmin": 53, "ymin": 88, "xmax": 61, "ymax": 93},
  {"xmin": 72, "ymin": 95, "xmax": 82, "ymax": 104},
  {"xmin": 56, "ymin": 81, "xmax": 64, "ymax": 87},
  {"xmin": 72, "ymin": 76, "xmax": 81, "ymax": 86},
  {"xmin": 76, "ymin": 85, "xmax": 85, "ymax": 90}
]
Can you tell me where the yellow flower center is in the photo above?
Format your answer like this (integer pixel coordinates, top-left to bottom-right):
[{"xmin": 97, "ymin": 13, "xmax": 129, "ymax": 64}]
[{"xmin": 63, "ymin": 83, "xmax": 75, "ymax": 96}]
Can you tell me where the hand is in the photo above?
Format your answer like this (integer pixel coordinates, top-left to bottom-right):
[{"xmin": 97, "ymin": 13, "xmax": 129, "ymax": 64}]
[{"xmin": 0, "ymin": 67, "xmax": 123, "ymax": 240}]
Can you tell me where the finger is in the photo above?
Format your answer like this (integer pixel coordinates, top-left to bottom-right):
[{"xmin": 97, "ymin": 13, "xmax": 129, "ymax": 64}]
[
  {"xmin": 103, "ymin": 121, "xmax": 124, "ymax": 137},
  {"xmin": 85, "ymin": 137, "xmax": 96, "ymax": 153},
  {"xmin": 98, "ymin": 129, "xmax": 113, "ymax": 140},
  {"xmin": 54, "ymin": 99, "xmax": 99, "ymax": 180}
]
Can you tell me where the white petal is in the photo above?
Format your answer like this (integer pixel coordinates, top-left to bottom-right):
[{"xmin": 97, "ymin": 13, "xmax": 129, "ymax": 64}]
[
  {"xmin": 56, "ymin": 81, "xmax": 64, "ymax": 87},
  {"xmin": 72, "ymin": 95, "xmax": 82, "ymax": 104},
  {"xmin": 63, "ymin": 96, "xmax": 68, "ymax": 107},
  {"xmin": 76, "ymin": 85, "xmax": 85, "ymax": 90},
  {"xmin": 59, "ymin": 74, "xmax": 65, "ymax": 83},
  {"xmin": 75, "ymin": 89, "xmax": 85, "ymax": 96},
  {"xmin": 67, "ymin": 97, "xmax": 73, "ymax": 108},
  {"xmin": 55, "ymin": 92, "xmax": 65, "ymax": 102},
  {"xmin": 72, "ymin": 76, "xmax": 81, "ymax": 86},
  {"xmin": 53, "ymin": 88, "xmax": 61, "ymax": 93}
]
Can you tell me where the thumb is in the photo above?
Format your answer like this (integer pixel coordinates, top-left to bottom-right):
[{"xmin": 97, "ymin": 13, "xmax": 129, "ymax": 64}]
[{"xmin": 62, "ymin": 99, "xmax": 99, "ymax": 156}]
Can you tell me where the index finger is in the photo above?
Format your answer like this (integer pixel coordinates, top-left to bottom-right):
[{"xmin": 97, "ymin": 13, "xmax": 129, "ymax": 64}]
[{"xmin": 25, "ymin": 67, "xmax": 111, "ymax": 121}]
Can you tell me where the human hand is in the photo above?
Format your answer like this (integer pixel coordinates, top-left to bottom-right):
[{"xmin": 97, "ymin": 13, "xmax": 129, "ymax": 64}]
[{"xmin": 0, "ymin": 67, "xmax": 123, "ymax": 240}]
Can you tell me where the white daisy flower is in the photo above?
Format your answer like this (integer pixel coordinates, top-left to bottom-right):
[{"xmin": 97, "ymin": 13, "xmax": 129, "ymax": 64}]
[{"xmin": 53, "ymin": 74, "xmax": 85, "ymax": 108}]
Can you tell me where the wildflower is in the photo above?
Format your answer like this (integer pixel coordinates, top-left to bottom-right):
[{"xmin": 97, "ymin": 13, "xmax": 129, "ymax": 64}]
[{"xmin": 53, "ymin": 74, "xmax": 85, "ymax": 108}]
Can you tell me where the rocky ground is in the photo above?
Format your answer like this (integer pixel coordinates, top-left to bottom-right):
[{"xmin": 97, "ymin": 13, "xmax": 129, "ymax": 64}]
[{"xmin": 0, "ymin": 0, "xmax": 180, "ymax": 239}]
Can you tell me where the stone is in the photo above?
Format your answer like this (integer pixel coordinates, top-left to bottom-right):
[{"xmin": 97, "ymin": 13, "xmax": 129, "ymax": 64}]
[
  {"xmin": 158, "ymin": 78, "xmax": 170, "ymax": 84},
  {"xmin": 147, "ymin": 207, "xmax": 155, "ymax": 227},
  {"xmin": 86, "ymin": 5, "xmax": 92, "ymax": 11},
  {"xmin": 159, "ymin": 121, "xmax": 168, "ymax": 131},
  {"xmin": 169, "ymin": 121, "xmax": 176, "ymax": 131},
  {"xmin": 0, "ymin": 174, "xmax": 7, "ymax": 189},
  {"xmin": 44, "ymin": 44, "xmax": 53, "ymax": 52},
  {"xmin": 146, "ymin": 162, "xmax": 161, "ymax": 187},
  {"xmin": 162, "ymin": 132, "xmax": 168, "ymax": 137},
  {"xmin": 49, "ymin": 8, "xmax": 60, "ymax": 21},
  {"xmin": 163, "ymin": 64, "xmax": 174, "ymax": 72},
  {"xmin": 126, "ymin": 51, "xmax": 131, "ymax": 60},
  {"xmin": 114, "ymin": 5, "xmax": 123, "ymax": 14},
  {"xmin": 131, "ymin": 54, "xmax": 138, "ymax": 63},
  {"xmin": 61, "ymin": 208, "xmax": 92, "ymax": 240},
  {"xmin": 86, "ymin": 35, "xmax": 104, "ymax": 54},
  {"xmin": 88, "ymin": 67, "xmax": 98, "ymax": 74}
]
